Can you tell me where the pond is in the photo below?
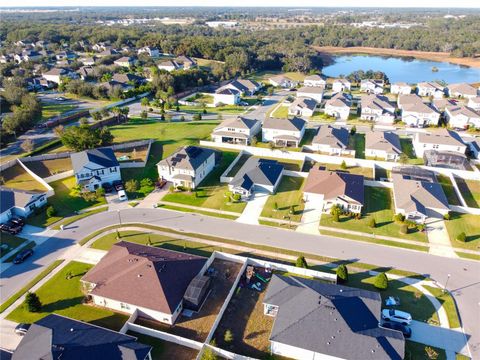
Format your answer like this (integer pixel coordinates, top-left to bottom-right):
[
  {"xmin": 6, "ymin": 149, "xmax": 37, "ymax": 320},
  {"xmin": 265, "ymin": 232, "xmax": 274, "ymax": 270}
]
[{"xmin": 322, "ymin": 54, "xmax": 480, "ymax": 84}]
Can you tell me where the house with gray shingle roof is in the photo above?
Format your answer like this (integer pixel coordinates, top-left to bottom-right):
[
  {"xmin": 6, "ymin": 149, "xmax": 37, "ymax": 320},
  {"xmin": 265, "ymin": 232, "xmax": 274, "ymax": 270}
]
[
  {"xmin": 417, "ymin": 82, "xmax": 445, "ymax": 98},
  {"xmin": 365, "ymin": 131, "xmax": 402, "ymax": 161},
  {"xmin": 224, "ymin": 79, "xmax": 262, "ymax": 96},
  {"xmin": 296, "ymin": 86, "xmax": 324, "ymax": 102},
  {"xmin": 324, "ymin": 92, "xmax": 351, "ymax": 120},
  {"xmin": 262, "ymin": 117, "xmax": 306, "ymax": 147},
  {"xmin": 413, "ymin": 129, "xmax": 467, "ymax": 157},
  {"xmin": 360, "ymin": 79, "xmax": 384, "ymax": 94},
  {"xmin": 211, "ymin": 117, "xmax": 261, "ymax": 145},
  {"xmin": 303, "ymin": 74, "xmax": 326, "ymax": 87},
  {"xmin": 310, "ymin": 125, "xmax": 354, "ymax": 156},
  {"xmin": 71, "ymin": 148, "xmax": 121, "ymax": 191},
  {"xmin": 213, "ymin": 86, "xmax": 240, "ymax": 106},
  {"xmin": 360, "ymin": 94, "xmax": 395, "ymax": 124},
  {"xmin": 0, "ymin": 187, "xmax": 47, "ymax": 223},
  {"xmin": 391, "ymin": 82, "xmax": 412, "ymax": 95},
  {"xmin": 398, "ymin": 94, "xmax": 440, "ymax": 127},
  {"xmin": 467, "ymin": 96, "xmax": 480, "ymax": 111},
  {"xmin": 332, "ymin": 78, "xmax": 351, "ymax": 93},
  {"xmin": 263, "ymin": 274, "xmax": 405, "ymax": 360},
  {"xmin": 157, "ymin": 146, "xmax": 216, "ymax": 189},
  {"xmin": 445, "ymin": 105, "xmax": 480, "ymax": 130},
  {"xmin": 448, "ymin": 83, "xmax": 478, "ymax": 99},
  {"xmin": 288, "ymin": 97, "xmax": 317, "ymax": 117}
]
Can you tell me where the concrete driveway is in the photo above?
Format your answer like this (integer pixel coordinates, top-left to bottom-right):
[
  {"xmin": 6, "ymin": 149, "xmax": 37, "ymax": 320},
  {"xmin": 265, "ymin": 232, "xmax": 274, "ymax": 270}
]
[
  {"xmin": 75, "ymin": 248, "xmax": 106, "ymax": 265},
  {"xmin": 0, "ymin": 319, "xmax": 22, "ymax": 352},
  {"xmin": 426, "ymin": 217, "xmax": 458, "ymax": 258},
  {"xmin": 296, "ymin": 195, "xmax": 323, "ymax": 235},
  {"xmin": 236, "ymin": 192, "xmax": 269, "ymax": 225}
]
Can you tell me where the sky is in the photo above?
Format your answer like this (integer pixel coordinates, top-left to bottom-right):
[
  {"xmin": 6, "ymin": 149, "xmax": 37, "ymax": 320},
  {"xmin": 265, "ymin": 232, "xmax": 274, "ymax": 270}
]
[{"xmin": 2, "ymin": 0, "xmax": 480, "ymax": 8}]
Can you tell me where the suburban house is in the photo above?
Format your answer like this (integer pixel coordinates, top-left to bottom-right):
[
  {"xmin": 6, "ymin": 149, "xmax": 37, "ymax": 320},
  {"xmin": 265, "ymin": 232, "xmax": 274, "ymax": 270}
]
[
  {"xmin": 0, "ymin": 187, "xmax": 47, "ymax": 223},
  {"xmin": 137, "ymin": 46, "xmax": 160, "ymax": 57},
  {"xmin": 79, "ymin": 56, "xmax": 96, "ymax": 66},
  {"xmin": 391, "ymin": 167, "xmax": 449, "ymax": 223},
  {"xmin": 303, "ymin": 166, "xmax": 364, "ymax": 214},
  {"xmin": 359, "ymin": 94, "xmax": 395, "ymax": 124},
  {"xmin": 432, "ymin": 98, "xmax": 457, "ymax": 112},
  {"xmin": 157, "ymin": 146, "xmax": 216, "ymax": 189},
  {"xmin": 213, "ymin": 87, "xmax": 241, "ymax": 106},
  {"xmin": 288, "ymin": 97, "xmax": 317, "ymax": 117},
  {"xmin": 412, "ymin": 129, "xmax": 467, "ymax": 157},
  {"xmin": 448, "ymin": 83, "xmax": 478, "ymax": 99},
  {"xmin": 82, "ymin": 242, "xmax": 207, "ymax": 325},
  {"xmin": 100, "ymin": 80, "xmax": 133, "ymax": 93},
  {"xmin": 262, "ymin": 117, "xmax": 307, "ymax": 147},
  {"xmin": 332, "ymin": 78, "xmax": 351, "ymax": 93},
  {"xmin": 324, "ymin": 92, "xmax": 351, "ymax": 120},
  {"xmin": 365, "ymin": 130, "xmax": 402, "ymax": 161},
  {"xmin": 12, "ymin": 314, "xmax": 152, "ymax": 360},
  {"xmin": 263, "ymin": 275, "xmax": 405, "ymax": 360},
  {"xmin": 42, "ymin": 68, "xmax": 69, "ymax": 84},
  {"xmin": 229, "ymin": 157, "xmax": 284, "ymax": 198},
  {"xmin": 113, "ymin": 56, "xmax": 134, "ymax": 68},
  {"xmin": 398, "ymin": 94, "xmax": 440, "ymax": 127},
  {"xmin": 77, "ymin": 65, "xmax": 95, "ymax": 80},
  {"xmin": 269, "ymin": 75, "xmax": 297, "ymax": 88},
  {"xmin": 112, "ymin": 73, "xmax": 145, "ymax": 86},
  {"xmin": 417, "ymin": 82, "xmax": 445, "ymax": 98},
  {"xmin": 360, "ymin": 79, "xmax": 384, "ymax": 94},
  {"xmin": 224, "ymin": 79, "xmax": 262, "ymax": 95},
  {"xmin": 445, "ymin": 105, "xmax": 480, "ymax": 129},
  {"xmin": 391, "ymin": 82, "xmax": 412, "ymax": 95},
  {"xmin": 98, "ymin": 49, "xmax": 119, "ymax": 57},
  {"xmin": 175, "ymin": 55, "xmax": 197, "ymax": 69},
  {"xmin": 468, "ymin": 97, "xmax": 480, "ymax": 111},
  {"xmin": 296, "ymin": 86, "xmax": 324, "ymax": 102},
  {"xmin": 467, "ymin": 139, "xmax": 480, "ymax": 159},
  {"xmin": 157, "ymin": 60, "xmax": 181, "ymax": 72},
  {"xmin": 71, "ymin": 148, "xmax": 121, "ymax": 191},
  {"xmin": 211, "ymin": 117, "xmax": 261, "ymax": 145},
  {"xmin": 310, "ymin": 125, "xmax": 354, "ymax": 156},
  {"xmin": 303, "ymin": 74, "xmax": 326, "ymax": 87}
]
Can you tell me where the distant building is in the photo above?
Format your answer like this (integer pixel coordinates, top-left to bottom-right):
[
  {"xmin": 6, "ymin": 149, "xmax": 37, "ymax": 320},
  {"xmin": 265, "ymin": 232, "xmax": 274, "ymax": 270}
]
[
  {"xmin": 262, "ymin": 117, "xmax": 306, "ymax": 147},
  {"xmin": 137, "ymin": 46, "xmax": 160, "ymax": 57},
  {"xmin": 360, "ymin": 79, "xmax": 384, "ymax": 94},
  {"xmin": 175, "ymin": 55, "xmax": 197, "ymax": 70},
  {"xmin": 447, "ymin": 83, "xmax": 478, "ymax": 99},
  {"xmin": 417, "ymin": 82, "xmax": 445, "ymax": 98},
  {"xmin": 157, "ymin": 59, "xmax": 181, "ymax": 72},
  {"xmin": 303, "ymin": 74, "xmax": 326, "ymax": 87},
  {"xmin": 269, "ymin": 75, "xmax": 297, "ymax": 88},
  {"xmin": 114, "ymin": 56, "xmax": 134, "ymax": 68},
  {"xmin": 288, "ymin": 97, "xmax": 317, "ymax": 117},
  {"xmin": 224, "ymin": 79, "xmax": 262, "ymax": 96},
  {"xmin": 0, "ymin": 187, "xmax": 47, "ymax": 223}
]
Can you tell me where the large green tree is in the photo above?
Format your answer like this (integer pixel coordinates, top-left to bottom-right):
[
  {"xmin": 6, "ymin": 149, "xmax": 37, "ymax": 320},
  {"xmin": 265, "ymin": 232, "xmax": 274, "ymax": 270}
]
[{"xmin": 60, "ymin": 125, "xmax": 114, "ymax": 151}]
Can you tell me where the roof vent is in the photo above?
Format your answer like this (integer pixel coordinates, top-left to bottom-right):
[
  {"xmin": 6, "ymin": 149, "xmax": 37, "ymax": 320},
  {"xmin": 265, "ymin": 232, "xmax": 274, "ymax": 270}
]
[
  {"xmin": 137, "ymin": 274, "xmax": 142, "ymax": 278},
  {"xmin": 327, "ymin": 342, "xmax": 331, "ymax": 345},
  {"xmin": 70, "ymin": 328, "xmax": 74, "ymax": 332}
]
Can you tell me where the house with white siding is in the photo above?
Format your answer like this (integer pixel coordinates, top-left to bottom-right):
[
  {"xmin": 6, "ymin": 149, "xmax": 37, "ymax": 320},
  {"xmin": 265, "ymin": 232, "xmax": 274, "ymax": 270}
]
[
  {"xmin": 262, "ymin": 117, "xmax": 306, "ymax": 147},
  {"xmin": 448, "ymin": 83, "xmax": 478, "ymax": 99},
  {"xmin": 417, "ymin": 82, "xmax": 445, "ymax": 98},
  {"xmin": 398, "ymin": 94, "xmax": 440, "ymax": 127},
  {"xmin": 391, "ymin": 82, "xmax": 412, "ymax": 95},
  {"xmin": 303, "ymin": 74, "xmax": 326, "ymax": 87},
  {"xmin": 138, "ymin": 46, "xmax": 160, "ymax": 57},
  {"xmin": 360, "ymin": 79, "xmax": 384, "ymax": 94},
  {"xmin": 213, "ymin": 87, "xmax": 240, "ymax": 106},
  {"xmin": 310, "ymin": 125, "xmax": 354, "ymax": 156},
  {"xmin": 269, "ymin": 75, "xmax": 297, "ymax": 88},
  {"xmin": 288, "ymin": 97, "xmax": 317, "ymax": 117},
  {"xmin": 211, "ymin": 117, "xmax": 261, "ymax": 145},
  {"xmin": 157, "ymin": 60, "xmax": 181, "ymax": 72},
  {"xmin": 324, "ymin": 92, "xmax": 351, "ymax": 120},
  {"xmin": 296, "ymin": 86, "xmax": 324, "ymax": 103},
  {"xmin": 365, "ymin": 131, "xmax": 402, "ymax": 161},
  {"xmin": 359, "ymin": 94, "xmax": 395, "ymax": 124},
  {"xmin": 412, "ymin": 129, "xmax": 467, "ymax": 157},
  {"xmin": 224, "ymin": 79, "xmax": 262, "ymax": 96},
  {"xmin": 445, "ymin": 105, "xmax": 480, "ymax": 130},
  {"xmin": 332, "ymin": 79, "xmax": 351, "ymax": 93},
  {"xmin": 0, "ymin": 188, "xmax": 47, "ymax": 224},
  {"xmin": 468, "ymin": 97, "xmax": 480, "ymax": 111}
]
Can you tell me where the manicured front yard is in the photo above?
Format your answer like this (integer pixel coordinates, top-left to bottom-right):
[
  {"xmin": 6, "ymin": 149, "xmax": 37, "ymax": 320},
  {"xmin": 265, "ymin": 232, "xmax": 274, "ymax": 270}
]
[
  {"xmin": 437, "ymin": 175, "xmax": 461, "ymax": 206},
  {"xmin": 320, "ymin": 187, "xmax": 428, "ymax": 242},
  {"xmin": 6, "ymin": 261, "xmax": 128, "ymax": 331},
  {"xmin": 1, "ymin": 163, "xmax": 48, "ymax": 192},
  {"xmin": 444, "ymin": 212, "xmax": 480, "ymax": 251},
  {"xmin": 260, "ymin": 176, "xmax": 305, "ymax": 222},
  {"xmin": 455, "ymin": 178, "xmax": 480, "ymax": 208},
  {"xmin": 0, "ymin": 233, "xmax": 27, "ymax": 258}
]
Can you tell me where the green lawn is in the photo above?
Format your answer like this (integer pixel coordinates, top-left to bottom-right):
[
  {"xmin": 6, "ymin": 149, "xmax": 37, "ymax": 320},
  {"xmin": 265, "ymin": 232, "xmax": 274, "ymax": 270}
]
[
  {"xmin": 350, "ymin": 133, "xmax": 365, "ymax": 159},
  {"xmin": 261, "ymin": 176, "xmax": 305, "ymax": 222},
  {"xmin": 315, "ymin": 161, "xmax": 373, "ymax": 179},
  {"xmin": 270, "ymin": 105, "xmax": 289, "ymax": 118},
  {"xmin": 1, "ymin": 163, "xmax": 48, "ymax": 192},
  {"xmin": 41, "ymin": 103, "xmax": 77, "ymax": 121},
  {"xmin": 320, "ymin": 187, "xmax": 428, "ymax": 242},
  {"xmin": 399, "ymin": 137, "xmax": 424, "ymax": 165},
  {"xmin": 186, "ymin": 93, "xmax": 213, "ymax": 104},
  {"xmin": 179, "ymin": 104, "xmax": 247, "ymax": 115},
  {"xmin": 26, "ymin": 177, "xmax": 106, "ymax": 227},
  {"xmin": 444, "ymin": 212, "xmax": 480, "ymax": 251},
  {"xmin": 437, "ymin": 175, "xmax": 461, "ymax": 206},
  {"xmin": 310, "ymin": 111, "xmax": 336, "ymax": 122},
  {"xmin": 405, "ymin": 341, "xmax": 446, "ymax": 360},
  {"xmin": 253, "ymin": 156, "xmax": 302, "ymax": 171},
  {"xmin": 0, "ymin": 233, "xmax": 27, "ymax": 258},
  {"xmin": 455, "ymin": 178, "xmax": 480, "ymax": 208},
  {"xmin": 6, "ymin": 261, "xmax": 128, "ymax": 331},
  {"xmin": 162, "ymin": 151, "xmax": 246, "ymax": 213}
]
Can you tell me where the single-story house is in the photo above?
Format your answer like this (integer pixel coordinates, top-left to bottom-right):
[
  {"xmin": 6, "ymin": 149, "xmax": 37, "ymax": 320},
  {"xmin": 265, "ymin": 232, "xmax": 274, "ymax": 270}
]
[
  {"xmin": 288, "ymin": 97, "xmax": 317, "ymax": 117},
  {"xmin": 81, "ymin": 241, "xmax": 207, "ymax": 325},
  {"xmin": 391, "ymin": 82, "xmax": 412, "ymax": 95},
  {"xmin": 413, "ymin": 128, "xmax": 467, "ymax": 157},
  {"xmin": 175, "ymin": 55, "xmax": 197, "ymax": 69},
  {"xmin": 303, "ymin": 74, "xmax": 326, "ymax": 87},
  {"xmin": 448, "ymin": 83, "xmax": 478, "ymax": 99},
  {"xmin": 112, "ymin": 73, "xmax": 145, "ymax": 86},
  {"xmin": 332, "ymin": 78, "xmax": 352, "ymax": 93},
  {"xmin": 42, "ymin": 68, "xmax": 68, "ymax": 84},
  {"xmin": 12, "ymin": 314, "xmax": 152, "ymax": 360},
  {"xmin": 213, "ymin": 87, "xmax": 241, "ymax": 106},
  {"xmin": 263, "ymin": 274, "xmax": 405, "ymax": 360},
  {"xmin": 310, "ymin": 125, "xmax": 354, "ymax": 156},
  {"xmin": 417, "ymin": 82, "xmax": 445, "ymax": 98},
  {"xmin": 391, "ymin": 167, "xmax": 449, "ymax": 223},
  {"xmin": 211, "ymin": 117, "xmax": 261, "ymax": 145},
  {"xmin": 303, "ymin": 166, "xmax": 364, "ymax": 214},
  {"xmin": 157, "ymin": 146, "xmax": 216, "ymax": 189},
  {"xmin": 360, "ymin": 94, "xmax": 395, "ymax": 124},
  {"xmin": 157, "ymin": 60, "xmax": 181, "ymax": 72},
  {"xmin": 269, "ymin": 75, "xmax": 297, "ymax": 88},
  {"xmin": 360, "ymin": 79, "xmax": 384, "ymax": 94},
  {"xmin": 296, "ymin": 86, "xmax": 324, "ymax": 103},
  {"xmin": 324, "ymin": 92, "xmax": 351, "ymax": 120},
  {"xmin": 71, "ymin": 148, "xmax": 121, "ymax": 192},
  {"xmin": 262, "ymin": 117, "xmax": 306, "ymax": 147},
  {"xmin": 445, "ymin": 105, "xmax": 480, "ymax": 130},
  {"xmin": 0, "ymin": 187, "xmax": 47, "ymax": 223},
  {"xmin": 229, "ymin": 157, "xmax": 284, "ymax": 199},
  {"xmin": 365, "ymin": 130, "xmax": 402, "ymax": 161},
  {"xmin": 114, "ymin": 56, "xmax": 134, "ymax": 68}
]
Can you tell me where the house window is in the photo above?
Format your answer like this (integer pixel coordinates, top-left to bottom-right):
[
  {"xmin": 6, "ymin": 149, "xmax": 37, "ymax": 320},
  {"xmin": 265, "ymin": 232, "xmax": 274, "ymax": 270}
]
[
  {"xmin": 110, "ymin": 167, "xmax": 117, "ymax": 173},
  {"xmin": 120, "ymin": 303, "xmax": 130, "ymax": 310}
]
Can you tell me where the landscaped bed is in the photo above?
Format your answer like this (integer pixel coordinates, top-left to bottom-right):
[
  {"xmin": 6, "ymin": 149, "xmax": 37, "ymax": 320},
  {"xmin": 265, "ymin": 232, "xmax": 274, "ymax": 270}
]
[
  {"xmin": 320, "ymin": 187, "xmax": 428, "ymax": 242},
  {"xmin": 6, "ymin": 261, "xmax": 128, "ymax": 331},
  {"xmin": 1, "ymin": 163, "xmax": 49, "ymax": 192},
  {"xmin": 23, "ymin": 157, "xmax": 73, "ymax": 178},
  {"xmin": 444, "ymin": 212, "xmax": 480, "ymax": 251},
  {"xmin": 260, "ymin": 176, "xmax": 305, "ymax": 222}
]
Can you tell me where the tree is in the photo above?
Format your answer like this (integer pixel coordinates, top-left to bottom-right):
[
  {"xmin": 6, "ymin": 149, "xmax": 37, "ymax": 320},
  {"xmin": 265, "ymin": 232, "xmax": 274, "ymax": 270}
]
[
  {"xmin": 60, "ymin": 125, "xmax": 114, "ymax": 151},
  {"xmin": 296, "ymin": 256, "xmax": 308, "ymax": 268},
  {"xmin": 399, "ymin": 153, "xmax": 409, "ymax": 165},
  {"xmin": 141, "ymin": 97, "xmax": 150, "ymax": 108},
  {"xmin": 368, "ymin": 218, "xmax": 376, "ymax": 228},
  {"xmin": 46, "ymin": 205, "xmax": 56, "ymax": 218},
  {"xmin": 20, "ymin": 138, "xmax": 34, "ymax": 153},
  {"xmin": 273, "ymin": 202, "xmax": 278, "ymax": 211},
  {"xmin": 91, "ymin": 111, "xmax": 103, "ymax": 121},
  {"xmin": 336, "ymin": 264, "xmax": 348, "ymax": 283},
  {"xmin": 25, "ymin": 292, "xmax": 42, "ymax": 312},
  {"xmin": 224, "ymin": 329, "xmax": 234, "ymax": 343},
  {"xmin": 125, "ymin": 179, "xmax": 139, "ymax": 193},
  {"xmin": 340, "ymin": 160, "xmax": 347, "ymax": 170},
  {"xmin": 140, "ymin": 110, "xmax": 148, "ymax": 119},
  {"xmin": 350, "ymin": 125, "xmax": 357, "ymax": 135},
  {"xmin": 374, "ymin": 272, "xmax": 389, "ymax": 290},
  {"xmin": 53, "ymin": 125, "xmax": 65, "ymax": 137},
  {"xmin": 456, "ymin": 232, "xmax": 466, "ymax": 242},
  {"xmin": 95, "ymin": 187, "xmax": 105, "ymax": 199}
]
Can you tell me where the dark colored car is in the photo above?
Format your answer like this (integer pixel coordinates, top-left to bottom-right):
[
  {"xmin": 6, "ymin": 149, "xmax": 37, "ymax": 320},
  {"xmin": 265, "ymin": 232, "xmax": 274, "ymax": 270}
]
[
  {"xmin": 380, "ymin": 321, "xmax": 412, "ymax": 338},
  {"xmin": 102, "ymin": 183, "xmax": 113, "ymax": 193},
  {"xmin": 112, "ymin": 180, "xmax": 124, "ymax": 191},
  {"xmin": 156, "ymin": 179, "xmax": 167, "ymax": 189},
  {"xmin": 10, "ymin": 217, "xmax": 25, "ymax": 227},
  {"xmin": 0, "ymin": 223, "xmax": 21, "ymax": 235},
  {"xmin": 14, "ymin": 323, "xmax": 31, "ymax": 336},
  {"xmin": 13, "ymin": 249, "xmax": 34, "ymax": 264}
]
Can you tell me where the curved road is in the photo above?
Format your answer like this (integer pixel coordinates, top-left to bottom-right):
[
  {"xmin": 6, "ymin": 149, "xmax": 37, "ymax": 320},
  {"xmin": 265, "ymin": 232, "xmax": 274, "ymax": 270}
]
[{"xmin": 1, "ymin": 208, "xmax": 479, "ymax": 356}]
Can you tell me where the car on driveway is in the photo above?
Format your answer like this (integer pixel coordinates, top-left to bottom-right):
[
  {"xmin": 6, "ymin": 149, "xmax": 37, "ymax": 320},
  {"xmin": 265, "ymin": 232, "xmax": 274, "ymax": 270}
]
[
  {"xmin": 381, "ymin": 309, "xmax": 412, "ymax": 325},
  {"xmin": 13, "ymin": 248, "xmax": 34, "ymax": 264},
  {"xmin": 10, "ymin": 217, "xmax": 25, "ymax": 227},
  {"xmin": 14, "ymin": 323, "xmax": 31, "ymax": 336},
  {"xmin": 0, "ymin": 223, "xmax": 22, "ymax": 235},
  {"xmin": 118, "ymin": 190, "xmax": 128, "ymax": 201},
  {"xmin": 380, "ymin": 321, "xmax": 412, "ymax": 338}
]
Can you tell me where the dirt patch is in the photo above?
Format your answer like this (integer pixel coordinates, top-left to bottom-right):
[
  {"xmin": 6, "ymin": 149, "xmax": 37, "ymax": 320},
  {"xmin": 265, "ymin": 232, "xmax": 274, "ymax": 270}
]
[
  {"xmin": 114, "ymin": 144, "xmax": 149, "ymax": 163},
  {"xmin": 23, "ymin": 158, "xmax": 72, "ymax": 178}
]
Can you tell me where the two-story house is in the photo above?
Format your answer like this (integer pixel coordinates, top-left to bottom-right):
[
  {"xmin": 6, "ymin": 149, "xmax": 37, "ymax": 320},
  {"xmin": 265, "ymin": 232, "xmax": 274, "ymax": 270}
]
[
  {"xmin": 332, "ymin": 78, "xmax": 352, "ymax": 93},
  {"xmin": 360, "ymin": 79, "xmax": 384, "ymax": 94},
  {"xmin": 296, "ymin": 87, "xmax": 324, "ymax": 103},
  {"xmin": 0, "ymin": 187, "xmax": 47, "ymax": 223},
  {"xmin": 413, "ymin": 129, "xmax": 467, "ymax": 157},
  {"xmin": 288, "ymin": 97, "xmax": 317, "ymax": 117},
  {"xmin": 447, "ymin": 83, "xmax": 478, "ymax": 99},
  {"xmin": 398, "ymin": 94, "xmax": 440, "ymax": 127},
  {"xmin": 391, "ymin": 82, "xmax": 412, "ymax": 95},
  {"xmin": 213, "ymin": 87, "xmax": 240, "ymax": 106},
  {"xmin": 310, "ymin": 125, "xmax": 354, "ymax": 156},
  {"xmin": 365, "ymin": 130, "xmax": 402, "ymax": 161},
  {"xmin": 224, "ymin": 79, "xmax": 262, "ymax": 96},
  {"xmin": 324, "ymin": 92, "xmax": 351, "ymax": 120},
  {"xmin": 303, "ymin": 74, "xmax": 326, "ymax": 87},
  {"xmin": 359, "ymin": 94, "xmax": 395, "ymax": 124},
  {"xmin": 137, "ymin": 46, "xmax": 160, "ymax": 57},
  {"xmin": 445, "ymin": 105, "xmax": 480, "ymax": 129},
  {"xmin": 211, "ymin": 117, "xmax": 261, "ymax": 145},
  {"xmin": 113, "ymin": 56, "xmax": 134, "ymax": 68},
  {"xmin": 417, "ymin": 82, "xmax": 445, "ymax": 98},
  {"xmin": 262, "ymin": 117, "xmax": 306, "ymax": 147}
]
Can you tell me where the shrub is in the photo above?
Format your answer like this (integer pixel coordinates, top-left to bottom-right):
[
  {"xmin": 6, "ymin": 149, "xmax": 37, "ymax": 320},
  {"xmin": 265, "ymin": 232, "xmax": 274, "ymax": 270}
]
[
  {"xmin": 95, "ymin": 187, "xmax": 105, "ymax": 198},
  {"xmin": 232, "ymin": 193, "xmax": 241, "ymax": 202},
  {"xmin": 295, "ymin": 256, "xmax": 308, "ymax": 268},
  {"xmin": 350, "ymin": 125, "xmax": 357, "ymax": 135},
  {"xmin": 336, "ymin": 264, "xmax": 348, "ymax": 283},
  {"xmin": 140, "ymin": 178, "xmax": 153, "ymax": 188},
  {"xmin": 399, "ymin": 224, "xmax": 408, "ymax": 235},
  {"xmin": 340, "ymin": 160, "xmax": 347, "ymax": 170},
  {"xmin": 193, "ymin": 113, "xmax": 202, "ymax": 121},
  {"xmin": 46, "ymin": 205, "xmax": 56, "ymax": 218},
  {"xmin": 224, "ymin": 329, "xmax": 234, "ymax": 343},
  {"xmin": 330, "ymin": 204, "xmax": 342, "ymax": 216},
  {"xmin": 333, "ymin": 213, "xmax": 340, "ymax": 222},
  {"xmin": 393, "ymin": 213, "xmax": 405, "ymax": 223},
  {"xmin": 25, "ymin": 292, "xmax": 42, "ymax": 312},
  {"xmin": 456, "ymin": 232, "xmax": 466, "ymax": 242},
  {"xmin": 443, "ymin": 212, "xmax": 450, "ymax": 221},
  {"xmin": 368, "ymin": 218, "xmax": 376, "ymax": 228},
  {"xmin": 125, "ymin": 179, "xmax": 139, "ymax": 193},
  {"xmin": 416, "ymin": 223, "xmax": 426, "ymax": 232},
  {"xmin": 373, "ymin": 272, "xmax": 388, "ymax": 290}
]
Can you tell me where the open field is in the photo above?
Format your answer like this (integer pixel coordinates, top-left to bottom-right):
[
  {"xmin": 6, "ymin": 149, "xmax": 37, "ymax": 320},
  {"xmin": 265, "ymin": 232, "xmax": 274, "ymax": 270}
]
[
  {"xmin": 23, "ymin": 158, "xmax": 72, "ymax": 178},
  {"xmin": 455, "ymin": 178, "xmax": 480, "ymax": 208},
  {"xmin": 444, "ymin": 212, "xmax": 480, "ymax": 251},
  {"xmin": 261, "ymin": 176, "xmax": 305, "ymax": 222},
  {"xmin": 437, "ymin": 175, "xmax": 461, "ymax": 206},
  {"xmin": 126, "ymin": 331, "xmax": 199, "ymax": 360},
  {"xmin": 1, "ymin": 163, "xmax": 48, "ymax": 192},
  {"xmin": 249, "ymin": 70, "xmax": 306, "ymax": 82},
  {"xmin": 41, "ymin": 103, "xmax": 77, "ymax": 121},
  {"xmin": 312, "ymin": 45, "xmax": 480, "ymax": 68},
  {"xmin": 6, "ymin": 261, "xmax": 128, "ymax": 331},
  {"xmin": 320, "ymin": 187, "xmax": 428, "ymax": 242}
]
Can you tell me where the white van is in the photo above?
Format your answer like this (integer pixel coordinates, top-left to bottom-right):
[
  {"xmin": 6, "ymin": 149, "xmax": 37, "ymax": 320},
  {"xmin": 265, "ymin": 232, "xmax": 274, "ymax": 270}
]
[{"xmin": 118, "ymin": 190, "xmax": 128, "ymax": 201}]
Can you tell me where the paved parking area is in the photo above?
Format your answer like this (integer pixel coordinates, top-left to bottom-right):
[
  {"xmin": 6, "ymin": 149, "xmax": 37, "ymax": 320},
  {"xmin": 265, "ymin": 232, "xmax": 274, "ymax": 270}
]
[{"xmin": 236, "ymin": 193, "xmax": 269, "ymax": 225}]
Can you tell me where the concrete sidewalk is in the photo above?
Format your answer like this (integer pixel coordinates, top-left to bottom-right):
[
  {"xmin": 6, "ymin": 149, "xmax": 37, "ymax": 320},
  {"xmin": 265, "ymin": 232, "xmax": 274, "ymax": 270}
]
[{"xmin": 426, "ymin": 218, "xmax": 458, "ymax": 258}]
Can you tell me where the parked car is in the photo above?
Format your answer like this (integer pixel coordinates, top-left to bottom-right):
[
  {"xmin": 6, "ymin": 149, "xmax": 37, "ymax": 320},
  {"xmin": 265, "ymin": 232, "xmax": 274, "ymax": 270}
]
[
  {"xmin": 156, "ymin": 179, "xmax": 167, "ymax": 189},
  {"xmin": 102, "ymin": 183, "xmax": 113, "ymax": 193},
  {"xmin": 10, "ymin": 217, "xmax": 25, "ymax": 227},
  {"xmin": 14, "ymin": 323, "xmax": 31, "ymax": 336},
  {"xmin": 381, "ymin": 309, "xmax": 412, "ymax": 325},
  {"xmin": 113, "ymin": 180, "xmax": 123, "ymax": 191},
  {"xmin": 380, "ymin": 321, "xmax": 412, "ymax": 338},
  {"xmin": 54, "ymin": 96, "xmax": 66, "ymax": 101},
  {"xmin": 0, "ymin": 223, "xmax": 22, "ymax": 235},
  {"xmin": 118, "ymin": 190, "xmax": 128, "ymax": 201},
  {"xmin": 13, "ymin": 248, "xmax": 34, "ymax": 264}
]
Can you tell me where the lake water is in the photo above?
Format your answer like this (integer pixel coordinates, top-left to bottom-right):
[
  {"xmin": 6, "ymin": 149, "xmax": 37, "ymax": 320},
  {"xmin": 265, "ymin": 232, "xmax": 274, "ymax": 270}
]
[{"xmin": 322, "ymin": 54, "xmax": 480, "ymax": 84}]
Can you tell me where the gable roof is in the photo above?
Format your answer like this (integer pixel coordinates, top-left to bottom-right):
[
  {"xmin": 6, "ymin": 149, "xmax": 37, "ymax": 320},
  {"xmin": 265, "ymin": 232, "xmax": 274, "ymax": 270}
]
[
  {"xmin": 297, "ymin": 86, "xmax": 324, "ymax": 94},
  {"xmin": 312, "ymin": 125, "xmax": 349, "ymax": 150},
  {"xmin": 326, "ymin": 92, "xmax": 351, "ymax": 108},
  {"xmin": 365, "ymin": 131, "xmax": 402, "ymax": 155},
  {"xmin": 0, "ymin": 187, "xmax": 45, "ymax": 213},
  {"xmin": 112, "ymin": 73, "xmax": 144, "ymax": 84},
  {"xmin": 304, "ymin": 74, "xmax": 325, "ymax": 82},
  {"xmin": 361, "ymin": 94, "xmax": 394, "ymax": 112},
  {"xmin": 264, "ymin": 275, "xmax": 404, "ymax": 360},
  {"xmin": 157, "ymin": 146, "xmax": 215, "ymax": 171},
  {"xmin": 446, "ymin": 105, "xmax": 480, "ymax": 119},
  {"xmin": 290, "ymin": 97, "xmax": 317, "ymax": 111},
  {"xmin": 304, "ymin": 167, "xmax": 364, "ymax": 205},
  {"xmin": 263, "ymin": 117, "xmax": 306, "ymax": 132},
  {"xmin": 215, "ymin": 117, "xmax": 260, "ymax": 131},
  {"xmin": 215, "ymin": 87, "xmax": 240, "ymax": 95},
  {"xmin": 417, "ymin": 81, "xmax": 444, "ymax": 91},
  {"xmin": 448, "ymin": 83, "xmax": 477, "ymax": 96},
  {"xmin": 227, "ymin": 79, "xmax": 260, "ymax": 93},
  {"xmin": 416, "ymin": 129, "xmax": 465, "ymax": 147},
  {"xmin": 82, "ymin": 241, "xmax": 207, "ymax": 314},
  {"xmin": 13, "ymin": 314, "xmax": 151, "ymax": 360},
  {"xmin": 230, "ymin": 158, "xmax": 284, "ymax": 191},
  {"xmin": 71, "ymin": 148, "xmax": 119, "ymax": 173}
]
